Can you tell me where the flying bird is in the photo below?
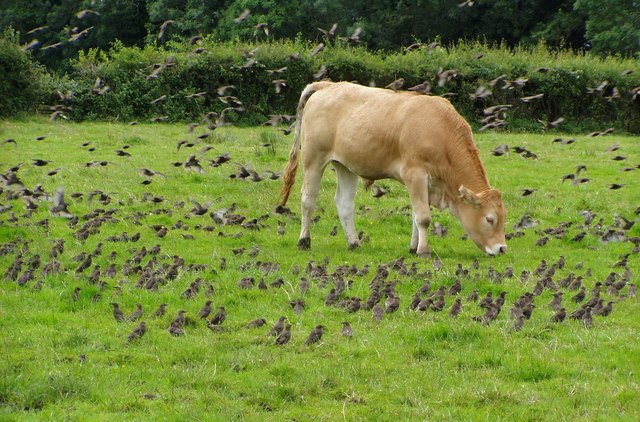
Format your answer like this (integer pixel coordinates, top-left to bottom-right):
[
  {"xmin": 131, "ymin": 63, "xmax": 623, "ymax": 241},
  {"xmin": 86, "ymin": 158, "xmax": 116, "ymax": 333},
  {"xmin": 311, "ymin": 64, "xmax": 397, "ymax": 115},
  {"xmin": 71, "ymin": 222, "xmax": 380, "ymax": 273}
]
[
  {"xmin": 157, "ymin": 20, "xmax": 174, "ymax": 40},
  {"xmin": 234, "ymin": 9, "xmax": 251, "ymax": 23}
]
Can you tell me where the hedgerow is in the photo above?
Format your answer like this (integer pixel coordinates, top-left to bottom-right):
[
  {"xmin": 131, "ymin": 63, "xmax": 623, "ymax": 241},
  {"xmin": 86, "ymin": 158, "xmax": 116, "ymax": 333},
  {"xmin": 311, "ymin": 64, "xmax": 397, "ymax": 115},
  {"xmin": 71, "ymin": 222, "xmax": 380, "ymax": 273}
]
[{"xmin": 3, "ymin": 32, "xmax": 640, "ymax": 132}]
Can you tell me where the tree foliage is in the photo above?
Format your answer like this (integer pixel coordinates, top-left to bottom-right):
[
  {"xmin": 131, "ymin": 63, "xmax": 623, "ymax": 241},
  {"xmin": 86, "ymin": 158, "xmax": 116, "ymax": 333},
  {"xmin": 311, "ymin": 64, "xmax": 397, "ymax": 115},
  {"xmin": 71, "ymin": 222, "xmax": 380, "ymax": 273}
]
[
  {"xmin": 0, "ymin": 0, "xmax": 638, "ymax": 75},
  {"xmin": 574, "ymin": 0, "xmax": 640, "ymax": 56}
]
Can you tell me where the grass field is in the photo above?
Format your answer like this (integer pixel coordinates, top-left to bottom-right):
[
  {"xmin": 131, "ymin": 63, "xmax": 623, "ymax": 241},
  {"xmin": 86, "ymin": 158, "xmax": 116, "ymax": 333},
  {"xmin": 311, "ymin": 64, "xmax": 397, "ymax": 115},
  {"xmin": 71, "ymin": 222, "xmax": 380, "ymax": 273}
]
[{"xmin": 1, "ymin": 119, "xmax": 639, "ymax": 420}]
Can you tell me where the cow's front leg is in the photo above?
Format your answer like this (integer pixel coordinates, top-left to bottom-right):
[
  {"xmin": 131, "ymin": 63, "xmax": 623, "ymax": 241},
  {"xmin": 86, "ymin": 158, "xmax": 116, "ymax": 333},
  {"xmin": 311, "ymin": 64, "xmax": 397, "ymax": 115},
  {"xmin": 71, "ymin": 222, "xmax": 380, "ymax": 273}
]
[{"xmin": 405, "ymin": 172, "xmax": 432, "ymax": 258}]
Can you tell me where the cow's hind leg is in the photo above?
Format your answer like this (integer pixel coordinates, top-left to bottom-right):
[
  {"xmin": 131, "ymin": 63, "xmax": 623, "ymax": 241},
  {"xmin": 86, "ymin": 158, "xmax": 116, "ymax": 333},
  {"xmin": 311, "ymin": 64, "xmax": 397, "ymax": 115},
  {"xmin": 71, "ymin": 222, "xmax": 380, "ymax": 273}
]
[
  {"xmin": 333, "ymin": 162, "xmax": 360, "ymax": 249},
  {"xmin": 404, "ymin": 171, "xmax": 432, "ymax": 257},
  {"xmin": 298, "ymin": 162, "xmax": 326, "ymax": 250},
  {"xmin": 410, "ymin": 214, "xmax": 419, "ymax": 254}
]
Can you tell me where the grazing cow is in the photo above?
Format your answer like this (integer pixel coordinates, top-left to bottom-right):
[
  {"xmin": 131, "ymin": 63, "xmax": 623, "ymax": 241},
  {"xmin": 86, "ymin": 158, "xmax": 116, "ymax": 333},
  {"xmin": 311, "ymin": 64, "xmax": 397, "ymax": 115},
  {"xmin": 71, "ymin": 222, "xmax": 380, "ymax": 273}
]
[{"xmin": 278, "ymin": 82, "xmax": 506, "ymax": 257}]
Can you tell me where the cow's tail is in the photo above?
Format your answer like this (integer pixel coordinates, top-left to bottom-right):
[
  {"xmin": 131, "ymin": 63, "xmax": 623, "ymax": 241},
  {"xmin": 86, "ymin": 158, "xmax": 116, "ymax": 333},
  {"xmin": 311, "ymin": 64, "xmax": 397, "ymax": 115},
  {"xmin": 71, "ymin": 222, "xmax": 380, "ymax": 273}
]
[{"xmin": 278, "ymin": 81, "xmax": 333, "ymax": 207}]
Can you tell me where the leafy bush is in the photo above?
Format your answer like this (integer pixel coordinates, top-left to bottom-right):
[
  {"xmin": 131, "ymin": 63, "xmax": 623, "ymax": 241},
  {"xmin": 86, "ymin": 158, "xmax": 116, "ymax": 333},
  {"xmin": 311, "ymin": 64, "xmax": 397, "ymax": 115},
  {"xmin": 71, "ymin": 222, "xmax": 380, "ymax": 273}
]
[
  {"xmin": 18, "ymin": 37, "xmax": 640, "ymax": 132},
  {"xmin": 0, "ymin": 28, "xmax": 48, "ymax": 117}
]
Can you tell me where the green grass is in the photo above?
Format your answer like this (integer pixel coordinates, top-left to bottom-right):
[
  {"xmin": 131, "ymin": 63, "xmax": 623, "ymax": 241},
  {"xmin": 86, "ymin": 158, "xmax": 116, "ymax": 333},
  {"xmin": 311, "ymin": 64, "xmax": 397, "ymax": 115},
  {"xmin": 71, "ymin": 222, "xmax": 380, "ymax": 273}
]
[{"xmin": 0, "ymin": 118, "xmax": 639, "ymax": 420}]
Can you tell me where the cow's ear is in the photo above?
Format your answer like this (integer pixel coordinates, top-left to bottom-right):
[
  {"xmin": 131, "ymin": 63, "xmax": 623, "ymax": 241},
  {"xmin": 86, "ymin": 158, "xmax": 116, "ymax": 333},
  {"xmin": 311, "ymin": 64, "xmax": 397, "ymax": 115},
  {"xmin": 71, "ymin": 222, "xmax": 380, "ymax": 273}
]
[{"xmin": 459, "ymin": 185, "xmax": 480, "ymax": 207}]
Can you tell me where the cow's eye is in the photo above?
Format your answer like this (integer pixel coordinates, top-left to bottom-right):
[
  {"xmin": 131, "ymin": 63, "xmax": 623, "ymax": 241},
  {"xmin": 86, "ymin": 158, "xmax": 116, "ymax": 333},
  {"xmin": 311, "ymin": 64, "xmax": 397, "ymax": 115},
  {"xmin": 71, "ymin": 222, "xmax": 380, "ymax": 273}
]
[{"xmin": 486, "ymin": 216, "xmax": 495, "ymax": 225}]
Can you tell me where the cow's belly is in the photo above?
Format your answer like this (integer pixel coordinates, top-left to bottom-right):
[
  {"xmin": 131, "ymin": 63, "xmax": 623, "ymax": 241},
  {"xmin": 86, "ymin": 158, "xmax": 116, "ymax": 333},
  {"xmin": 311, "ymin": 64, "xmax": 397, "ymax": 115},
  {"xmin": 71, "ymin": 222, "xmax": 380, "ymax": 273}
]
[{"xmin": 330, "ymin": 118, "xmax": 404, "ymax": 181}]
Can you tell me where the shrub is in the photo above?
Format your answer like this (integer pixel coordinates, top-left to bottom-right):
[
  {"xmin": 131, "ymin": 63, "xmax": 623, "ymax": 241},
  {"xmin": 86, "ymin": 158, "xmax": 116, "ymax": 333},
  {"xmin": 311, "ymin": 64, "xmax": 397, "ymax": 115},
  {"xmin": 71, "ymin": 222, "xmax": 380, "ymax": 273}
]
[
  {"xmin": 0, "ymin": 28, "xmax": 48, "ymax": 117},
  {"xmin": 28, "ymin": 38, "xmax": 640, "ymax": 133}
]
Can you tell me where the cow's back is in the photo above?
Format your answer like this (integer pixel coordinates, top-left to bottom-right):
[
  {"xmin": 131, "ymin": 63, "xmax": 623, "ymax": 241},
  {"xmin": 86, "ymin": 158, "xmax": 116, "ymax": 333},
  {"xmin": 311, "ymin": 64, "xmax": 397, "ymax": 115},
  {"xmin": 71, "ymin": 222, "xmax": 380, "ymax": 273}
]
[{"xmin": 301, "ymin": 82, "xmax": 471, "ymax": 182}]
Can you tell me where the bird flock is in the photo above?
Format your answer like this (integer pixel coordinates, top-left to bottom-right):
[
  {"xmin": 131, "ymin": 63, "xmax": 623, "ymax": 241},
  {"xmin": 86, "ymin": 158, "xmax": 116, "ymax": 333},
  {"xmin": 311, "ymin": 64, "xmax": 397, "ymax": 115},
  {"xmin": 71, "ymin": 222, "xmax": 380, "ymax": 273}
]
[{"xmin": 3, "ymin": 7, "xmax": 639, "ymax": 347}]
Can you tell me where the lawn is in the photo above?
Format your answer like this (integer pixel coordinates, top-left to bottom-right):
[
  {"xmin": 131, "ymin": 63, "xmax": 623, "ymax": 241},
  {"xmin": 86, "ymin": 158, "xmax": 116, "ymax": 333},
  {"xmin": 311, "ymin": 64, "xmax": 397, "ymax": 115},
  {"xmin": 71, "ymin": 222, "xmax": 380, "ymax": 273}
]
[{"xmin": 0, "ymin": 119, "xmax": 639, "ymax": 420}]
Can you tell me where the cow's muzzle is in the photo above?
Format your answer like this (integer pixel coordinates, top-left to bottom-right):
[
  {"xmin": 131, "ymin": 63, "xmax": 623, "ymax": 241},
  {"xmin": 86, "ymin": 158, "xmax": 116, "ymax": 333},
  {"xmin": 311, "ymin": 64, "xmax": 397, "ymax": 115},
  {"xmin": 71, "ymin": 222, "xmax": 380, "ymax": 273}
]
[{"xmin": 485, "ymin": 244, "xmax": 507, "ymax": 256}]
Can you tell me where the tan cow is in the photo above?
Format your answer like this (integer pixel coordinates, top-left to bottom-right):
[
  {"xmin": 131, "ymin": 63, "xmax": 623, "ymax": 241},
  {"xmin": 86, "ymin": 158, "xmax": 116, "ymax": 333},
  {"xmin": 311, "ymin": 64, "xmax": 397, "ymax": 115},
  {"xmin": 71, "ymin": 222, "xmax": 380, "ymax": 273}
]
[{"xmin": 278, "ymin": 82, "xmax": 507, "ymax": 257}]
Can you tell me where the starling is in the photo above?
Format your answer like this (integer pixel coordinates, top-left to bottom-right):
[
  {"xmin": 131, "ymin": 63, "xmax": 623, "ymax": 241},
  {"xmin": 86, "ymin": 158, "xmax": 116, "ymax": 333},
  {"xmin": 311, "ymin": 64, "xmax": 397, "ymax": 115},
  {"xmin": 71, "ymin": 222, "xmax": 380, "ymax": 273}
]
[
  {"xmin": 582, "ymin": 308, "xmax": 593, "ymax": 328},
  {"xmin": 419, "ymin": 281, "xmax": 431, "ymax": 295},
  {"xmin": 128, "ymin": 303, "xmax": 143, "ymax": 322},
  {"xmin": 372, "ymin": 304, "xmax": 384, "ymax": 321},
  {"xmin": 598, "ymin": 301, "xmax": 614, "ymax": 317},
  {"xmin": 571, "ymin": 287, "xmax": 586, "ymax": 303},
  {"xmin": 245, "ymin": 318, "xmax": 267, "ymax": 328},
  {"xmin": 152, "ymin": 303, "xmax": 167, "ymax": 318},
  {"xmin": 449, "ymin": 298, "xmax": 462, "ymax": 317},
  {"xmin": 549, "ymin": 292, "xmax": 563, "ymax": 311},
  {"xmin": 16, "ymin": 269, "xmax": 34, "ymax": 286},
  {"xmin": 417, "ymin": 298, "xmax": 432, "ymax": 311},
  {"xmin": 568, "ymin": 276, "xmax": 583, "ymax": 291},
  {"xmin": 171, "ymin": 310, "xmax": 186, "ymax": 328},
  {"xmin": 448, "ymin": 279, "xmax": 462, "ymax": 295},
  {"xmin": 384, "ymin": 295, "xmax": 400, "ymax": 313},
  {"xmin": 198, "ymin": 300, "xmax": 213, "ymax": 319},
  {"xmin": 385, "ymin": 78, "xmax": 405, "ymax": 91},
  {"xmin": 431, "ymin": 296, "xmax": 446, "ymax": 312},
  {"xmin": 208, "ymin": 306, "xmax": 227, "ymax": 326},
  {"xmin": 50, "ymin": 187, "xmax": 74, "ymax": 218},
  {"xmin": 168, "ymin": 322, "xmax": 184, "ymax": 336},
  {"xmin": 305, "ymin": 325, "xmax": 325, "ymax": 345},
  {"xmin": 466, "ymin": 289, "xmax": 478, "ymax": 302},
  {"xmin": 75, "ymin": 254, "xmax": 92, "ymax": 273},
  {"xmin": 532, "ymin": 281, "xmax": 544, "ymax": 296},
  {"xmin": 478, "ymin": 292, "xmax": 493, "ymax": 308},
  {"xmin": 346, "ymin": 297, "xmax": 361, "ymax": 313},
  {"xmin": 112, "ymin": 303, "xmax": 126, "ymax": 322},
  {"xmin": 275, "ymin": 324, "xmax": 292, "ymax": 345},
  {"xmin": 372, "ymin": 185, "xmax": 388, "ymax": 198},
  {"xmin": 269, "ymin": 316, "xmax": 286, "ymax": 336},
  {"xmin": 522, "ymin": 303, "xmax": 535, "ymax": 320},
  {"xmin": 126, "ymin": 321, "xmax": 147, "ymax": 342},
  {"xmin": 71, "ymin": 286, "xmax": 81, "ymax": 301},
  {"xmin": 550, "ymin": 308, "xmax": 566, "ymax": 322},
  {"xmin": 324, "ymin": 288, "xmax": 338, "ymax": 306},
  {"xmin": 410, "ymin": 292, "xmax": 421, "ymax": 310},
  {"xmin": 340, "ymin": 321, "xmax": 353, "ymax": 337},
  {"xmin": 569, "ymin": 306, "xmax": 587, "ymax": 320},
  {"xmin": 290, "ymin": 299, "xmax": 305, "ymax": 314},
  {"xmin": 513, "ymin": 315, "xmax": 526, "ymax": 331}
]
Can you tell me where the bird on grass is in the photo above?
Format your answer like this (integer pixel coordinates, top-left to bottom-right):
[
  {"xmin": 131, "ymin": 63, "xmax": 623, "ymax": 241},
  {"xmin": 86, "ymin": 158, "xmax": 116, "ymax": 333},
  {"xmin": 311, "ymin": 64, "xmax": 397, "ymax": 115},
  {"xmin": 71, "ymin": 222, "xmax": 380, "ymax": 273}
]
[
  {"xmin": 449, "ymin": 298, "xmax": 462, "ymax": 317},
  {"xmin": 341, "ymin": 321, "xmax": 353, "ymax": 338},
  {"xmin": 152, "ymin": 304, "xmax": 167, "ymax": 318},
  {"xmin": 198, "ymin": 300, "xmax": 213, "ymax": 319},
  {"xmin": 245, "ymin": 318, "xmax": 267, "ymax": 328},
  {"xmin": 112, "ymin": 303, "xmax": 126, "ymax": 322},
  {"xmin": 126, "ymin": 322, "xmax": 147, "ymax": 342},
  {"xmin": 305, "ymin": 325, "xmax": 325, "ymax": 345},
  {"xmin": 550, "ymin": 308, "xmax": 566, "ymax": 323},
  {"xmin": 168, "ymin": 322, "xmax": 184, "ymax": 337},
  {"xmin": 208, "ymin": 306, "xmax": 227, "ymax": 326},
  {"xmin": 128, "ymin": 303, "xmax": 143, "ymax": 322},
  {"xmin": 275, "ymin": 324, "xmax": 292, "ymax": 345},
  {"xmin": 270, "ymin": 317, "xmax": 286, "ymax": 336},
  {"xmin": 372, "ymin": 303, "xmax": 384, "ymax": 321}
]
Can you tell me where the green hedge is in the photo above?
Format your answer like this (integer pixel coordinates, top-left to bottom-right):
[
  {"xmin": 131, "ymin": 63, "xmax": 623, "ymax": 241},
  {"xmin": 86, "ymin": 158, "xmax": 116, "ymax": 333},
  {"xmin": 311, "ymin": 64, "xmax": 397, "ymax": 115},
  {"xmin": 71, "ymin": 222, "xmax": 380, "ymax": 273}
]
[
  {"xmin": 0, "ymin": 28, "xmax": 49, "ymax": 118},
  {"xmin": 4, "ymin": 33, "xmax": 640, "ymax": 133}
]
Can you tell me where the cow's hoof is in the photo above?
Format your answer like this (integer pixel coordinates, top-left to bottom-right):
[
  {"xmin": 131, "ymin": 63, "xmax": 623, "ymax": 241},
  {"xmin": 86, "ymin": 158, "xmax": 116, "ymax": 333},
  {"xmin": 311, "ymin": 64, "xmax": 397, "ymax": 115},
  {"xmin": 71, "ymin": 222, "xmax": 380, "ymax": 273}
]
[
  {"xmin": 416, "ymin": 251, "xmax": 431, "ymax": 258},
  {"xmin": 348, "ymin": 242, "xmax": 361, "ymax": 251},
  {"xmin": 297, "ymin": 237, "xmax": 311, "ymax": 250},
  {"xmin": 409, "ymin": 248, "xmax": 417, "ymax": 255}
]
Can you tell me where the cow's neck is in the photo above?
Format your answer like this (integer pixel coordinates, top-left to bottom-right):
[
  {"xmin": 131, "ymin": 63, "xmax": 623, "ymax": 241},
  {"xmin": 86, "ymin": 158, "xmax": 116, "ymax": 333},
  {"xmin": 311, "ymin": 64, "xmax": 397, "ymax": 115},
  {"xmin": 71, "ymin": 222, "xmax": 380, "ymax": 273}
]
[{"xmin": 441, "ymin": 136, "xmax": 491, "ymax": 197}]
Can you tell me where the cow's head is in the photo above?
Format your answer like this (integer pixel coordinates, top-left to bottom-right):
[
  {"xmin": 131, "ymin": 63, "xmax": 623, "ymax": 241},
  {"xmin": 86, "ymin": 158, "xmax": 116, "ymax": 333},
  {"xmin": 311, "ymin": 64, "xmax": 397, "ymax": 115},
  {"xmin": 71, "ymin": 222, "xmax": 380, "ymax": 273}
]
[{"xmin": 457, "ymin": 185, "xmax": 507, "ymax": 256}]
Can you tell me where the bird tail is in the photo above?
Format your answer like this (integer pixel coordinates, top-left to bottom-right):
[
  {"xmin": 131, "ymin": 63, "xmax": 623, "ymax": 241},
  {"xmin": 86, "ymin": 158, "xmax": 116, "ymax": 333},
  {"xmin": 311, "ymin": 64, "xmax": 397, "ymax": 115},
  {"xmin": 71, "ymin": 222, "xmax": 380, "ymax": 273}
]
[{"xmin": 278, "ymin": 81, "xmax": 333, "ymax": 207}]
